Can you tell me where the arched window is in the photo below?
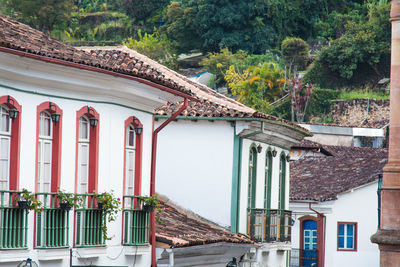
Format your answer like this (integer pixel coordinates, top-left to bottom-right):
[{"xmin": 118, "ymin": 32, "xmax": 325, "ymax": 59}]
[
  {"xmin": 37, "ymin": 111, "xmax": 52, "ymax": 193},
  {"xmin": 0, "ymin": 106, "xmax": 11, "ymax": 191},
  {"xmin": 35, "ymin": 102, "xmax": 63, "ymax": 194},
  {"xmin": 123, "ymin": 116, "xmax": 143, "ymax": 198},
  {"xmin": 75, "ymin": 106, "xmax": 99, "ymax": 194},
  {"xmin": 278, "ymin": 153, "xmax": 287, "ymax": 211},
  {"xmin": 125, "ymin": 124, "xmax": 135, "ymax": 195},
  {"xmin": 0, "ymin": 96, "xmax": 21, "ymax": 193},
  {"xmin": 264, "ymin": 150, "xmax": 273, "ymax": 210},
  {"xmin": 247, "ymin": 146, "xmax": 257, "ymax": 210}
]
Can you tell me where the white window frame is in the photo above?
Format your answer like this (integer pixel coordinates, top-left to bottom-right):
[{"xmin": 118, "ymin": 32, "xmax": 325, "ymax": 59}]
[
  {"xmin": 125, "ymin": 125, "xmax": 135, "ymax": 197},
  {"xmin": 38, "ymin": 111, "xmax": 52, "ymax": 194},
  {"xmin": 77, "ymin": 116, "xmax": 90, "ymax": 194}
]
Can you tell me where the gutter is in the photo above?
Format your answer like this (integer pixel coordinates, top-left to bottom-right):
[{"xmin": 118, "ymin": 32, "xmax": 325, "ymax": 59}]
[
  {"xmin": 0, "ymin": 47, "xmax": 198, "ymax": 101},
  {"xmin": 308, "ymin": 203, "xmax": 326, "ymax": 267},
  {"xmin": 150, "ymin": 98, "xmax": 189, "ymax": 267}
]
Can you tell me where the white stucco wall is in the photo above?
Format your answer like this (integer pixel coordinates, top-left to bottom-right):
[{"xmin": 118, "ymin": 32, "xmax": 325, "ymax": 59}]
[
  {"xmin": 0, "ymin": 54, "xmax": 170, "ymax": 266},
  {"xmin": 290, "ymin": 182, "xmax": 379, "ymax": 267},
  {"xmin": 155, "ymin": 119, "xmax": 234, "ymax": 227}
]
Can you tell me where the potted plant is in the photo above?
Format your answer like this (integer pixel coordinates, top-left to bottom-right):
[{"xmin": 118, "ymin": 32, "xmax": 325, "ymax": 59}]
[
  {"xmin": 139, "ymin": 194, "xmax": 160, "ymax": 212},
  {"xmin": 95, "ymin": 191, "xmax": 121, "ymax": 240},
  {"xmin": 14, "ymin": 189, "xmax": 42, "ymax": 213},
  {"xmin": 56, "ymin": 189, "xmax": 82, "ymax": 211}
]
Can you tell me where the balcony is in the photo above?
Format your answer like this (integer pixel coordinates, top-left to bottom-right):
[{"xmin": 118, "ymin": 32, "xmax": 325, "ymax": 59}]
[
  {"xmin": 35, "ymin": 192, "xmax": 69, "ymax": 249},
  {"xmin": 75, "ymin": 194, "xmax": 105, "ymax": 247},
  {"xmin": 0, "ymin": 190, "xmax": 28, "ymax": 249},
  {"xmin": 247, "ymin": 208, "xmax": 292, "ymax": 243},
  {"xmin": 289, "ymin": 248, "xmax": 318, "ymax": 267},
  {"xmin": 122, "ymin": 196, "xmax": 150, "ymax": 245}
]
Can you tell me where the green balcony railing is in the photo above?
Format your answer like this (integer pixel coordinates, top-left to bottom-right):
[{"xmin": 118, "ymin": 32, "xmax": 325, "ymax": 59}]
[
  {"xmin": 0, "ymin": 190, "xmax": 28, "ymax": 249},
  {"xmin": 75, "ymin": 194, "xmax": 105, "ymax": 247},
  {"xmin": 35, "ymin": 192, "xmax": 69, "ymax": 249},
  {"xmin": 122, "ymin": 196, "xmax": 150, "ymax": 245},
  {"xmin": 248, "ymin": 208, "xmax": 292, "ymax": 243}
]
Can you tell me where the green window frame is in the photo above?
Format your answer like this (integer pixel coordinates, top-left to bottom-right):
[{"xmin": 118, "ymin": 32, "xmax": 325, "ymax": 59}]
[
  {"xmin": 247, "ymin": 146, "xmax": 257, "ymax": 210},
  {"xmin": 278, "ymin": 154, "xmax": 286, "ymax": 211},
  {"xmin": 264, "ymin": 150, "xmax": 273, "ymax": 210}
]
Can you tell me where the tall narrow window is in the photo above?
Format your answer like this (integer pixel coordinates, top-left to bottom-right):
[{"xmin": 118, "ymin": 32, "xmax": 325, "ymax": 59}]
[
  {"xmin": 0, "ymin": 106, "xmax": 10, "ymax": 192},
  {"xmin": 125, "ymin": 125, "xmax": 135, "ymax": 195},
  {"xmin": 247, "ymin": 147, "xmax": 257, "ymax": 210},
  {"xmin": 278, "ymin": 154, "xmax": 286, "ymax": 211},
  {"xmin": 37, "ymin": 112, "xmax": 52, "ymax": 193},
  {"xmin": 264, "ymin": 150, "xmax": 273, "ymax": 210},
  {"xmin": 77, "ymin": 116, "xmax": 90, "ymax": 194}
]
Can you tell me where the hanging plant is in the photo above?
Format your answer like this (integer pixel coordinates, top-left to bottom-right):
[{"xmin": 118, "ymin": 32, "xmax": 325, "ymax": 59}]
[
  {"xmin": 138, "ymin": 194, "xmax": 163, "ymax": 223},
  {"xmin": 95, "ymin": 190, "xmax": 121, "ymax": 240},
  {"xmin": 14, "ymin": 189, "xmax": 42, "ymax": 213},
  {"xmin": 56, "ymin": 189, "xmax": 83, "ymax": 211}
]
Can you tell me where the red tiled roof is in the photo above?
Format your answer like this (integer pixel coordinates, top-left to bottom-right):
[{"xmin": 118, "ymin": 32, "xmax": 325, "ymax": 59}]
[
  {"xmin": 156, "ymin": 197, "xmax": 253, "ymax": 248},
  {"xmin": 290, "ymin": 145, "xmax": 387, "ymax": 201},
  {"xmin": 0, "ymin": 14, "xmax": 192, "ymax": 96}
]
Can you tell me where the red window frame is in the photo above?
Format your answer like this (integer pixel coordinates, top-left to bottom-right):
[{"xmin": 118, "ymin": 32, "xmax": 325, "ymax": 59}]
[
  {"xmin": 123, "ymin": 116, "xmax": 143, "ymax": 197},
  {"xmin": 337, "ymin": 221, "xmax": 358, "ymax": 252},
  {"xmin": 75, "ymin": 106, "xmax": 99, "ymax": 194},
  {"xmin": 35, "ymin": 102, "xmax": 63, "ymax": 193},
  {"xmin": 0, "ymin": 95, "xmax": 21, "ymax": 191}
]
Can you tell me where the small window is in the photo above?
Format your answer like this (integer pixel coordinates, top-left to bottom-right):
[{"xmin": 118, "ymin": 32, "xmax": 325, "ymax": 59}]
[
  {"xmin": 39, "ymin": 112, "xmax": 52, "ymax": 138},
  {"xmin": 0, "ymin": 106, "xmax": 10, "ymax": 134},
  {"xmin": 338, "ymin": 222, "xmax": 357, "ymax": 251},
  {"xmin": 79, "ymin": 116, "xmax": 89, "ymax": 141},
  {"xmin": 126, "ymin": 125, "xmax": 135, "ymax": 148}
]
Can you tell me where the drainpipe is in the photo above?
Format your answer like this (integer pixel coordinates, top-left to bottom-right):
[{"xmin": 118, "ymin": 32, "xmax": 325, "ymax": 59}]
[
  {"xmin": 308, "ymin": 203, "xmax": 326, "ymax": 267},
  {"xmin": 234, "ymin": 121, "xmax": 265, "ymax": 231},
  {"xmin": 150, "ymin": 98, "xmax": 189, "ymax": 267}
]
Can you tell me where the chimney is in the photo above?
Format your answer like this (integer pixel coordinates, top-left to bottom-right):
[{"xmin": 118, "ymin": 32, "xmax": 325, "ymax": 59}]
[{"xmin": 371, "ymin": 0, "xmax": 400, "ymax": 265}]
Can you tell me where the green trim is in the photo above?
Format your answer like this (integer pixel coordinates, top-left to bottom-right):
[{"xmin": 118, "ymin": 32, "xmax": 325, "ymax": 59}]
[
  {"xmin": 230, "ymin": 129, "xmax": 240, "ymax": 233},
  {"xmin": 0, "ymin": 83, "xmax": 153, "ymax": 115},
  {"xmin": 278, "ymin": 153, "xmax": 287, "ymax": 211},
  {"xmin": 264, "ymin": 149, "xmax": 273, "ymax": 210},
  {"xmin": 155, "ymin": 115, "xmax": 311, "ymax": 136},
  {"xmin": 236, "ymin": 137, "xmax": 243, "ymax": 233}
]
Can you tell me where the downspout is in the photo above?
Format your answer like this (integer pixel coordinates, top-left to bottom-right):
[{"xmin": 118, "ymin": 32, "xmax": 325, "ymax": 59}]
[
  {"xmin": 235, "ymin": 121, "xmax": 265, "ymax": 232},
  {"xmin": 150, "ymin": 98, "xmax": 189, "ymax": 267},
  {"xmin": 309, "ymin": 203, "xmax": 326, "ymax": 267}
]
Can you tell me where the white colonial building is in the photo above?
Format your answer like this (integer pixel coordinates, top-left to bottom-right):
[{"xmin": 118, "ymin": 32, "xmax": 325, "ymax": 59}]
[
  {"xmin": 289, "ymin": 141, "xmax": 386, "ymax": 267},
  {"xmin": 0, "ymin": 15, "xmax": 198, "ymax": 267}
]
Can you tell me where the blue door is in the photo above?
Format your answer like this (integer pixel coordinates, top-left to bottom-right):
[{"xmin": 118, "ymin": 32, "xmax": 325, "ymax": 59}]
[{"xmin": 303, "ymin": 220, "xmax": 317, "ymax": 267}]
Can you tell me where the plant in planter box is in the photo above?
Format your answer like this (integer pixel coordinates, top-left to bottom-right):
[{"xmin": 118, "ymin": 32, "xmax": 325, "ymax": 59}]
[
  {"xmin": 56, "ymin": 189, "xmax": 83, "ymax": 211},
  {"xmin": 95, "ymin": 190, "xmax": 121, "ymax": 240},
  {"xmin": 14, "ymin": 188, "xmax": 42, "ymax": 213},
  {"xmin": 138, "ymin": 194, "xmax": 163, "ymax": 223}
]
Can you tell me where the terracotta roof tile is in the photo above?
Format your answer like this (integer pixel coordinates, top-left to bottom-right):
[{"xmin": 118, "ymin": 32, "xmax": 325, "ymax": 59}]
[
  {"xmin": 156, "ymin": 198, "xmax": 253, "ymax": 248},
  {"xmin": 290, "ymin": 145, "xmax": 387, "ymax": 201},
  {"xmin": 0, "ymin": 14, "xmax": 192, "ymax": 96}
]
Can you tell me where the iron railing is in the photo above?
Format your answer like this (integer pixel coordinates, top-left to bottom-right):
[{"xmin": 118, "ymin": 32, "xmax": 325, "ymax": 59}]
[
  {"xmin": 35, "ymin": 192, "xmax": 69, "ymax": 248},
  {"xmin": 75, "ymin": 194, "xmax": 105, "ymax": 247},
  {"xmin": 289, "ymin": 248, "xmax": 318, "ymax": 267},
  {"xmin": 122, "ymin": 196, "xmax": 150, "ymax": 245},
  {"xmin": 0, "ymin": 190, "xmax": 28, "ymax": 249},
  {"xmin": 247, "ymin": 208, "xmax": 292, "ymax": 243}
]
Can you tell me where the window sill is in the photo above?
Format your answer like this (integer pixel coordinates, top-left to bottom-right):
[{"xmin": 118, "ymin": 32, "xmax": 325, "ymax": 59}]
[
  {"xmin": 37, "ymin": 248, "xmax": 70, "ymax": 261},
  {"xmin": 0, "ymin": 249, "xmax": 30, "ymax": 263},
  {"xmin": 261, "ymin": 241, "xmax": 292, "ymax": 251},
  {"xmin": 75, "ymin": 247, "xmax": 107, "ymax": 258},
  {"xmin": 124, "ymin": 245, "xmax": 151, "ymax": 256}
]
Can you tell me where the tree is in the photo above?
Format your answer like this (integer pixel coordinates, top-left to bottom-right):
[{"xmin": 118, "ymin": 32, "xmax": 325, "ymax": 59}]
[
  {"xmin": 281, "ymin": 37, "xmax": 309, "ymax": 73},
  {"xmin": 124, "ymin": 29, "xmax": 178, "ymax": 69},
  {"xmin": 225, "ymin": 62, "xmax": 285, "ymax": 113},
  {"xmin": 121, "ymin": 0, "xmax": 169, "ymax": 23},
  {"xmin": 2, "ymin": 0, "xmax": 74, "ymax": 33},
  {"xmin": 304, "ymin": 0, "xmax": 390, "ymax": 88},
  {"xmin": 288, "ymin": 78, "xmax": 313, "ymax": 123}
]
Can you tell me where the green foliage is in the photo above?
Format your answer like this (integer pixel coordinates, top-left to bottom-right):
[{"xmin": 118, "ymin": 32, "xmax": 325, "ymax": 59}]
[
  {"xmin": 96, "ymin": 190, "xmax": 121, "ymax": 240},
  {"xmin": 124, "ymin": 29, "xmax": 178, "ymax": 69},
  {"xmin": 305, "ymin": 0, "xmax": 390, "ymax": 88},
  {"xmin": 338, "ymin": 90, "xmax": 389, "ymax": 100},
  {"xmin": 225, "ymin": 62, "xmax": 285, "ymax": 113},
  {"xmin": 138, "ymin": 194, "xmax": 163, "ymax": 223},
  {"xmin": 2, "ymin": 0, "xmax": 74, "ymax": 33},
  {"xmin": 56, "ymin": 189, "xmax": 83, "ymax": 209},
  {"xmin": 14, "ymin": 188, "xmax": 42, "ymax": 213},
  {"xmin": 281, "ymin": 37, "xmax": 309, "ymax": 71},
  {"xmin": 122, "ymin": 0, "xmax": 169, "ymax": 23}
]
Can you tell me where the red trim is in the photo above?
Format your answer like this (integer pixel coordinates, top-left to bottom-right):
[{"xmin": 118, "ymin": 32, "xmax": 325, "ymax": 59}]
[
  {"xmin": 35, "ymin": 102, "xmax": 63, "ymax": 193},
  {"xmin": 337, "ymin": 221, "xmax": 358, "ymax": 252},
  {"xmin": 0, "ymin": 95, "xmax": 21, "ymax": 191},
  {"xmin": 0, "ymin": 47, "xmax": 196, "ymax": 101},
  {"xmin": 74, "ymin": 106, "xmax": 100, "ymax": 194},
  {"xmin": 150, "ymin": 98, "xmax": 188, "ymax": 267}
]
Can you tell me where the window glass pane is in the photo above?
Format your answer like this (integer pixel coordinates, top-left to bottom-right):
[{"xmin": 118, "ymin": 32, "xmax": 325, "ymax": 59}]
[
  {"xmin": 347, "ymin": 236, "xmax": 354, "ymax": 249},
  {"xmin": 79, "ymin": 117, "xmax": 89, "ymax": 140},
  {"xmin": 39, "ymin": 112, "xmax": 52, "ymax": 137},
  {"xmin": 127, "ymin": 125, "xmax": 135, "ymax": 147},
  {"xmin": 305, "ymin": 244, "xmax": 309, "ymax": 250},
  {"xmin": 347, "ymin": 224, "xmax": 354, "ymax": 236},
  {"xmin": 0, "ymin": 107, "xmax": 10, "ymax": 133},
  {"xmin": 312, "ymin": 231, "xmax": 317, "ymax": 237},
  {"xmin": 338, "ymin": 236, "xmax": 344, "ymax": 248},
  {"xmin": 305, "ymin": 237, "xmax": 310, "ymax": 243},
  {"xmin": 338, "ymin": 224, "xmax": 344, "ymax": 235}
]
